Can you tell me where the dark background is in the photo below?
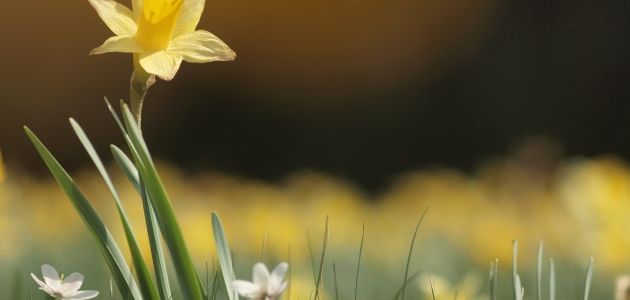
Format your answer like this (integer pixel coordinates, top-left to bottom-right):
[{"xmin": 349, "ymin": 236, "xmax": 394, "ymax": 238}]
[{"xmin": 1, "ymin": 0, "xmax": 629, "ymax": 191}]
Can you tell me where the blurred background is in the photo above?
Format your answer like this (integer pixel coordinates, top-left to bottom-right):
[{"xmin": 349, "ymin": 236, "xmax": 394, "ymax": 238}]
[{"xmin": 1, "ymin": 0, "xmax": 630, "ymax": 298}]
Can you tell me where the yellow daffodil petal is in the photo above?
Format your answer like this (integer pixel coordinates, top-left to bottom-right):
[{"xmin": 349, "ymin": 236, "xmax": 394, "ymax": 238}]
[
  {"xmin": 131, "ymin": 0, "xmax": 144, "ymax": 23},
  {"xmin": 172, "ymin": 0, "xmax": 205, "ymax": 38},
  {"xmin": 139, "ymin": 51, "xmax": 183, "ymax": 81},
  {"xmin": 167, "ymin": 30, "xmax": 236, "ymax": 63},
  {"xmin": 90, "ymin": 36, "xmax": 144, "ymax": 55},
  {"xmin": 88, "ymin": 0, "xmax": 137, "ymax": 36}
]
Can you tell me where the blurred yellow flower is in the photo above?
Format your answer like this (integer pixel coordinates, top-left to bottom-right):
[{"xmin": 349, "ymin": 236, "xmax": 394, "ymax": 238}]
[{"xmin": 88, "ymin": 0, "xmax": 236, "ymax": 81}]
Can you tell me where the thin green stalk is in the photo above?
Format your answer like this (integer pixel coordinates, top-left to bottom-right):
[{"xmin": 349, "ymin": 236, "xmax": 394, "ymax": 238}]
[
  {"xmin": 428, "ymin": 269, "xmax": 437, "ymax": 300},
  {"xmin": 313, "ymin": 216, "xmax": 330, "ymax": 300},
  {"xmin": 355, "ymin": 222, "xmax": 364, "ymax": 300},
  {"xmin": 333, "ymin": 263, "xmax": 340, "ymax": 300},
  {"xmin": 583, "ymin": 257, "xmax": 594, "ymax": 300},
  {"xmin": 306, "ymin": 230, "xmax": 318, "ymax": 285},
  {"xmin": 512, "ymin": 239, "xmax": 520, "ymax": 300},
  {"xmin": 401, "ymin": 207, "xmax": 429, "ymax": 300}
]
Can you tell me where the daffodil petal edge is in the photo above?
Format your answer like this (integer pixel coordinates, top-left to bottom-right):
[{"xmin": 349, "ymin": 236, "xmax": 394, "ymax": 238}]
[
  {"xmin": 88, "ymin": 0, "xmax": 138, "ymax": 36},
  {"xmin": 139, "ymin": 51, "xmax": 183, "ymax": 81},
  {"xmin": 167, "ymin": 30, "xmax": 236, "ymax": 63},
  {"xmin": 173, "ymin": 0, "xmax": 206, "ymax": 38},
  {"xmin": 90, "ymin": 36, "xmax": 145, "ymax": 55}
]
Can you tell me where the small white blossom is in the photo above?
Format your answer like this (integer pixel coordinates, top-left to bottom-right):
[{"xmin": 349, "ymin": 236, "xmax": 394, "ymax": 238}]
[
  {"xmin": 31, "ymin": 264, "xmax": 99, "ymax": 300},
  {"xmin": 232, "ymin": 262, "xmax": 289, "ymax": 300}
]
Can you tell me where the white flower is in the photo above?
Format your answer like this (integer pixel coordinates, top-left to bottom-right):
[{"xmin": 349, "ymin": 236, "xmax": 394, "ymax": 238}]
[
  {"xmin": 232, "ymin": 262, "xmax": 289, "ymax": 300},
  {"xmin": 31, "ymin": 264, "xmax": 99, "ymax": 300}
]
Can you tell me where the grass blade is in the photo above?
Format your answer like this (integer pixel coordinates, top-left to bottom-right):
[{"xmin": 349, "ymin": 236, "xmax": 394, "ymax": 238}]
[
  {"xmin": 355, "ymin": 223, "xmax": 364, "ymax": 300},
  {"xmin": 313, "ymin": 216, "xmax": 330, "ymax": 300},
  {"xmin": 428, "ymin": 269, "xmax": 437, "ymax": 300},
  {"xmin": 401, "ymin": 207, "xmax": 429, "ymax": 300},
  {"xmin": 491, "ymin": 259, "xmax": 498, "ymax": 300},
  {"xmin": 537, "ymin": 241, "xmax": 543, "ymax": 300},
  {"xmin": 512, "ymin": 239, "xmax": 520, "ymax": 300},
  {"xmin": 211, "ymin": 211, "xmax": 238, "ymax": 300},
  {"xmin": 141, "ymin": 176, "xmax": 173, "ymax": 300},
  {"xmin": 70, "ymin": 119, "xmax": 159, "ymax": 300},
  {"xmin": 392, "ymin": 270, "xmax": 422, "ymax": 300},
  {"xmin": 550, "ymin": 258, "xmax": 555, "ymax": 300},
  {"xmin": 583, "ymin": 257, "xmax": 594, "ymax": 300},
  {"xmin": 24, "ymin": 126, "xmax": 142, "ymax": 300},
  {"xmin": 111, "ymin": 144, "xmax": 173, "ymax": 300},
  {"xmin": 306, "ymin": 230, "xmax": 318, "ymax": 285},
  {"xmin": 121, "ymin": 103, "xmax": 204, "ymax": 300},
  {"xmin": 333, "ymin": 263, "xmax": 339, "ymax": 300}
]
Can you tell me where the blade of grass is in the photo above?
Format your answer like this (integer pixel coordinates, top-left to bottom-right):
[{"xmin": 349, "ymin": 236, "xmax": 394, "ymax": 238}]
[
  {"xmin": 121, "ymin": 103, "xmax": 204, "ymax": 300},
  {"xmin": 140, "ymin": 175, "xmax": 173, "ymax": 300},
  {"xmin": 25, "ymin": 126, "xmax": 142, "ymax": 300},
  {"xmin": 401, "ymin": 207, "xmax": 429, "ymax": 300},
  {"xmin": 428, "ymin": 269, "xmax": 437, "ymax": 300},
  {"xmin": 333, "ymin": 263, "xmax": 339, "ymax": 300},
  {"xmin": 583, "ymin": 257, "xmax": 594, "ymax": 300},
  {"xmin": 537, "ymin": 241, "xmax": 543, "ymax": 300},
  {"xmin": 392, "ymin": 270, "xmax": 422, "ymax": 300},
  {"xmin": 512, "ymin": 239, "xmax": 520, "ymax": 300},
  {"xmin": 306, "ymin": 230, "xmax": 318, "ymax": 285},
  {"xmin": 70, "ymin": 119, "xmax": 159, "ymax": 300},
  {"xmin": 211, "ymin": 211, "xmax": 238, "ymax": 300},
  {"xmin": 515, "ymin": 274, "xmax": 522, "ymax": 300},
  {"xmin": 313, "ymin": 216, "xmax": 330, "ymax": 300},
  {"xmin": 111, "ymin": 144, "xmax": 172, "ymax": 300},
  {"xmin": 550, "ymin": 258, "xmax": 555, "ymax": 300},
  {"xmin": 490, "ymin": 259, "xmax": 498, "ymax": 300},
  {"xmin": 355, "ymin": 222, "xmax": 364, "ymax": 300}
]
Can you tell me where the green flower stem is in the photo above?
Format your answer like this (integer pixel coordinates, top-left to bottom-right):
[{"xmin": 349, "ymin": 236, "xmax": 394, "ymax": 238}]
[{"xmin": 131, "ymin": 53, "xmax": 155, "ymax": 129}]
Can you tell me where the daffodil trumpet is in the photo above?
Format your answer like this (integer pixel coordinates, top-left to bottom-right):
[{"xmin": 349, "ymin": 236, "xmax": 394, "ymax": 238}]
[{"xmin": 88, "ymin": 0, "xmax": 236, "ymax": 125}]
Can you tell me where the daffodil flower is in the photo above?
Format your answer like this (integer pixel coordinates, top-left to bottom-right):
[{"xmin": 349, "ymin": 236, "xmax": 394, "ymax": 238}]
[
  {"xmin": 232, "ymin": 262, "xmax": 289, "ymax": 300},
  {"xmin": 88, "ymin": 0, "xmax": 236, "ymax": 81},
  {"xmin": 31, "ymin": 264, "xmax": 99, "ymax": 300}
]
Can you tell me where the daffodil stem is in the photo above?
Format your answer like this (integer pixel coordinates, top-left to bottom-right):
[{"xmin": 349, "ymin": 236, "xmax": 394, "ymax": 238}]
[{"xmin": 131, "ymin": 54, "xmax": 155, "ymax": 129}]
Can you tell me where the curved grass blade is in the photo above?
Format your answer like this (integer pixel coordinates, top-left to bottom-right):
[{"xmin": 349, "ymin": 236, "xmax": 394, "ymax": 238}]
[
  {"xmin": 121, "ymin": 103, "xmax": 204, "ymax": 300},
  {"xmin": 355, "ymin": 223, "xmax": 364, "ymax": 300},
  {"xmin": 24, "ymin": 126, "xmax": 142, "ymax": 300},
  {"xmin": 313, "ymin": 216, "xmax": 330, "ymax": 300},
  {"xmin": 489, "ymin": 259, "xmax": 498, "ymax": 300},
  {"xmin": 583, "ymin": 257, "xmax": 594, "ymax": 300},
  {"xmin": 401, "ymin": 207, "xmax": 429, "ymax": 300},
  {"xmin": 111, "ymin": 145, "xmax": 172, "ymax": 300},
  {"xmin": 333, "ymin": 263, "xmax": 339, "ymax": 300},
  {"xmin": 428, "ymin": 269, "xmax": 437, "ymax": 300},
  {"xmin": 392, "ymin": 270, "xmax": 422, "ymax": 300},
  {"xmin": 70, "ymin": 119, "xmax": 159, "ymax": 300},
  {"xmin": 512, "ymin": 240, "xmax": 520, "ymax": 300},
  {"xmin": 306, "ymin": 230, "xmax": 318, "ymax": 285},
  {"xmin": 212, "ymin": 211, "xmax": 238, "ymax": 300}
]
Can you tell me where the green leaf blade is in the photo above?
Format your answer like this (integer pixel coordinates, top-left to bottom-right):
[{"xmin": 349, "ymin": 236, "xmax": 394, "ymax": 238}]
[
  {"xmin": 212, "ymin": 212, "xmax": 238, "ymax": 300},
  {"xmin": 24, "ymin": 126, "xmax": 143, "ymax": 300},
  {"xmin": 121, "ymin": 103, "xmax": 205, "ymax": 300}
]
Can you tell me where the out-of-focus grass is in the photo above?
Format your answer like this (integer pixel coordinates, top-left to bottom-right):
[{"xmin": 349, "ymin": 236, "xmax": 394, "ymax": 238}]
[{"xmin": 1, "ymin": 154, "xmax": 629, "ymax": 299}]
